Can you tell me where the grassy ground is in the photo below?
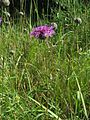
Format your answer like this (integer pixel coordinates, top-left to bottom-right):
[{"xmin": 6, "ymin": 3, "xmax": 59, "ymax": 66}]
[{"xmin": 0, "ymin": 0, "xmax": 90, "ymax": 120}]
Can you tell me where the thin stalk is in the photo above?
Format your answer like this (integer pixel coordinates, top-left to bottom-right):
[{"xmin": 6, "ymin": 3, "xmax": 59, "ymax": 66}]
[{"xmin": 28, "ymin": 96, "xmax": 62, "ymax": 120}]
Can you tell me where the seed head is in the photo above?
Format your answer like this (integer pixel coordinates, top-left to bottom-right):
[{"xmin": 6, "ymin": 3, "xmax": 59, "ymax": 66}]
[
  {"xmin": 19, "ymin": 12, "xmax": 24, "ymax": 16},
  {"xmin": 74, "ymin": 17, "xmax": 82, "ymax": 24},
  {"xmin": 2, "ymin": 0, "xmax": 10, "ymax": 6}
]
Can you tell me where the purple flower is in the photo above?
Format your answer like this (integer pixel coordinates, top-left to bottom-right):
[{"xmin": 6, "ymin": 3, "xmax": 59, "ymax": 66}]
[
  {"xmin": 30, "ymin": 25, "xmax": 55, "ymax": 39},
  {"xmin": 0, "ymin": 17, "xmax": 2, "ymax": 25}
]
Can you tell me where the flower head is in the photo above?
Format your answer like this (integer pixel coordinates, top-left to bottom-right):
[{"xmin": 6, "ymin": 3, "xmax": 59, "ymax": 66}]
[{"xmin": 30, "ymin": 25, "xmax": 55, "ymax": 39}]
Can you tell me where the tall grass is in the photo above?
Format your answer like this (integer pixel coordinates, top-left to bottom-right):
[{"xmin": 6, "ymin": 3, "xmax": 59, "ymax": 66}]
[{"xmin": 0, "ymin": 0, "xmax": 90, "ymax": 119}]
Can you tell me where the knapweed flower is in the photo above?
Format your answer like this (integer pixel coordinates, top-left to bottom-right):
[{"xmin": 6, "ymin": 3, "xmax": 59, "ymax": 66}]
[
  {"xmin": 0, "ymin": 17, "xmax": 2, "ymax": 25},
  {"xmin": 30, "ymin": 25, "xmax": 55, "ymax": 39}
]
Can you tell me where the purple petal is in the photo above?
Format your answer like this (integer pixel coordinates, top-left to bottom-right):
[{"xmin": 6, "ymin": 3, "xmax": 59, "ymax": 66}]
[
  {"xmin": 30, "ymin": 24, "xmax": 56, "ymax": 39},
  {"xmin": 0, "ymin": 17, "xmax": 2, "ymax": 25}
]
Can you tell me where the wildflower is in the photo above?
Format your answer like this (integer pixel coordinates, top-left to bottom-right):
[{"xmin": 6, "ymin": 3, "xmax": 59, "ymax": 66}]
[
  {"xmin": 0, "ymin": 17, "xmax": 2, "ymax": 25},
  {"xmin": 30, "ymin": 25, "xmax": 55, "ymax": 39},
  {"xmin": 74, "ymin": 17, "xmax": 82, "ymax": 24}
]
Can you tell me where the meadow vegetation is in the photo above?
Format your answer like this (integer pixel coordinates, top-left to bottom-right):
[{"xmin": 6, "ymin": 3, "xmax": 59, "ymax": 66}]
[{"xmin": 0, "ymin": 0, "xmax": 90, "ymax": 120}]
